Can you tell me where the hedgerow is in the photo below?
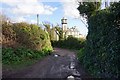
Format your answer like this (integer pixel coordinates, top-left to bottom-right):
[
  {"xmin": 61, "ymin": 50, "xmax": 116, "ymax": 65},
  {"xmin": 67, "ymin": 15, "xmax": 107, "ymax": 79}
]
[
  {"xmin": 2, "ymin": 47, "xmax": 52, "ymax": 65},
  {"xmin": 2, "ymin": 21, "xmax": 53, "ymax": 65},
  {"xmin": 77, "ymin": 2, "xmax": 120, "ymax": 78},
  {"xmin": 51, "ymin": 36, "xmax": 85, "ymax": 50}
]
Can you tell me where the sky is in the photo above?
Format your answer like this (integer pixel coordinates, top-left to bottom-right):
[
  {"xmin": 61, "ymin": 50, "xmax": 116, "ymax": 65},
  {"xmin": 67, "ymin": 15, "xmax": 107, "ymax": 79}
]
[{"xmin": 1, "ymin": 0, "xmax": 119, "ymax": 36}]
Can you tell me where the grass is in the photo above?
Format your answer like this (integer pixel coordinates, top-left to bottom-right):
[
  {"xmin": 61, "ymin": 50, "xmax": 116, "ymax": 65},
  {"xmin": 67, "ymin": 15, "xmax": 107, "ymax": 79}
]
[{"xmin": 2, "ymin": 47, "xmax": 52, "ymax": 69}]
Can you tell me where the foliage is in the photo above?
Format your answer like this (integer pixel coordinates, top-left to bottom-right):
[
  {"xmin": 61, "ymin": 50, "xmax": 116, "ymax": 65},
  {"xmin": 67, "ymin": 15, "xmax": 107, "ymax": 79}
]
[
  {"xmin": 43, "ymin": 22, "xmax": 62, "ymax": 41},
  {"xmin": 2, "ymin": 23, "xmax": 16, "ymax": 41},
  {"xmin": 77, "ymin": 2, "xmax": 101, "ymax": 18},
  {"xmin": 2, "ymin": 22, "xmax": 53, "ymax": 51},
  {"xmin": 2, "ymin": 21, "xmax": 53, "ymax": 66},
  {"xmin": 50, "ymin": 27, "xmax": 56, "ymax": 41},
  {"xmin": 43, "ymin": 22, "xmax": 51, "ymax": 39},
  {"xmin": 43, "ymin": 22, "xmax": 65, "ymax": 41},
  {"xmin": 77, "ymin": 48, "xmax": 85, "ymax": 62},
  {"xmin": 77, "ymin": 2, "xmax": 120, "ymax": 78},
  {"xmin": 55, "ymin": 25, "xmax": 64, "ymax": 40},
  {"xmin": 0, "ymin": 14, "xmax": 10, "ymax": 24},
  {"xmin": 2, "ymin": 47, "xmax": 52, "ymax": 65},
  {"xmin": 52, "ymin": 36, "xmax": 85, "ymax": 50}
]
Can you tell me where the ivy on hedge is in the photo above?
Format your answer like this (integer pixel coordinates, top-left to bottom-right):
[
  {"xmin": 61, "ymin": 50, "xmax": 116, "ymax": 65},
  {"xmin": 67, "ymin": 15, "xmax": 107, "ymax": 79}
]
[{"xmin": 78, "ymin": 2, "xmax": 120, "ymax": 78}]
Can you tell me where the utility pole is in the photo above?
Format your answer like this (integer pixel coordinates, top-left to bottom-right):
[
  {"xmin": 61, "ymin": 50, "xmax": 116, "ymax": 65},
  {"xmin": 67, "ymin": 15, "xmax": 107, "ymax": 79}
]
[
  {"xmin": 105, "ymin": 0, "xmax": 108, "ymax": 8},
  {"xmin": 37, "ymin": 14, "xmax": 39, "ymax": 26}
]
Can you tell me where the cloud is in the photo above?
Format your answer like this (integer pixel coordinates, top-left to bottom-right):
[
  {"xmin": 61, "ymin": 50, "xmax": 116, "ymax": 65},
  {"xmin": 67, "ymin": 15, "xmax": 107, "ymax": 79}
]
[
  {"xmin": 30, "ymin": 20, "xmax": 37, "ymax": 24},
  {"xmin": 12, "ymin": 4, "xmax": 44, "ymax": 15},
  {"xmin": 12, "ymin": 16, "xmax": 37, "ymax": 24},
  {"xmin": 61, "ymin": 0, "xmax": 80, "ymax": 18},
  {"xmin": 16, "ymin": 17, "xmax": 26, "ymax": 22},
  {"xmin": 11, "ymin": 16, "xmax": 26, "ymax": 23},
  {"xmin": 44, "ymin": 5, "xmax": 57, "ymax": 15},
  {"xmin": 0, "ymin": 0, "xmax": 58, "ymax": 23},
  {"xmin": 1, "ymin": 0, "xmax": 57, "ymax": 15}
]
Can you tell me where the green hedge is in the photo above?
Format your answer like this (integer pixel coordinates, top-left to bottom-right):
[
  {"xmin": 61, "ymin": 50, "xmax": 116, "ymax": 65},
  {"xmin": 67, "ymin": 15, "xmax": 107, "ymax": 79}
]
[
  {"xmin": 51, "ymin": 36, "xmax": 85, "ymax": 50},
  {"xmin": 2, "ymin": 47, "xmax": 52, "ymax": 65},
  {"xmin": 2, "ymin": 22, "xmax": 53, "ymax": 51},
  {"xmin": 2, "ymin": 22, "xmax": 53, "ymax": 66},
  {"xmin": 77, "ymin": 2, "xmax": 120, "ymax": 78}
]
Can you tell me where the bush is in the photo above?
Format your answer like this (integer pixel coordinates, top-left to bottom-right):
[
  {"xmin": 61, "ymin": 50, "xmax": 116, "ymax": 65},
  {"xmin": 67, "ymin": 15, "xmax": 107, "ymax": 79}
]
[
  {"xmin": 2, "ymin": 22, "xmax": 53, "ymax": 66},
  {"xmin": 51, "ymin": 36, "xmax": 86, "ymax": 50},
  {"xmin": 12, "ymin": 23, "xmax": 53, "ymax": 51},
  {"xmin": 2, "ymin": 47, "xmax": 52, "ymax": 65},
  {"xmin": 78, "ymin": 2, "xmax": 120, "ymax": 78},
  {"xmin": 77, "ymin": 48, "xmax": 85, "ymax": 62},
  {"xmin": 2, "ymin": 22, "xmax": 53, "ymax": 51}
]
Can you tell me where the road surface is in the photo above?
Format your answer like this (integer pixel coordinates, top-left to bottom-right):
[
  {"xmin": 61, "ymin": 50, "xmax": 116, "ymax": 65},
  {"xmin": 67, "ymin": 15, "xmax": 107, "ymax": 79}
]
[{"xmin": 3, "ymin": 48, "xmax": 91, "ymax": 79}]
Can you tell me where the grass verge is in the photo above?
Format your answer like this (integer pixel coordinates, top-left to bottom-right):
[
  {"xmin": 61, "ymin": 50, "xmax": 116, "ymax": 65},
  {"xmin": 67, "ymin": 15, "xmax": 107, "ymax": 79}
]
[{"xmin": 2, "ymin": 47, "xmax": 52, "ymax": 69}]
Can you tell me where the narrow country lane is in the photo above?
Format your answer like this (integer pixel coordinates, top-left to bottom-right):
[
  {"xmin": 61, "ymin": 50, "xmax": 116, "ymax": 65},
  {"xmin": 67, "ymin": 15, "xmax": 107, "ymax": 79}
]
[{"xmin": 3, "ymin": 48, "xmax": 91, "ymax": 79}]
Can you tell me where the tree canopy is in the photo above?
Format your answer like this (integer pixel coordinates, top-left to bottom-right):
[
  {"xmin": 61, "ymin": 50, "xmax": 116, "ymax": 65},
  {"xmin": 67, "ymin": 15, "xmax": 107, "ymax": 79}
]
[{"xmin": 77, "ymin": 2, "xmax": 101, "ymax": 18}]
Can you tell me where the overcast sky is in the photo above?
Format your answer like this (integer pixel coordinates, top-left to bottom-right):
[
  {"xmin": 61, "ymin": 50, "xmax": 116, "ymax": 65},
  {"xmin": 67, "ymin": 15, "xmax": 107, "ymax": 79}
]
[{"xmin": 1, "ymin": 0, "xmax": 119, "ymax": 36}]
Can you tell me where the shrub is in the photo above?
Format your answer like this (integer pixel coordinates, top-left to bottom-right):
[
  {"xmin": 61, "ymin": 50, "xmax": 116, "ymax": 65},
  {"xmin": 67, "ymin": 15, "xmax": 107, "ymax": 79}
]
[
  {"xmin": 77, "ymin": 48, "xmax": 85, "ymax": 62},
  {"xmin": 2, "ymin": 47, "xmax": 52, "ymax": 65},
  {"xmin": 2, "ymin": 22, "xmax": 53, "ymax": 66},
  {"xmin": 51, "ymin": 36, "xmax": 86, "ymax": 50},
  {"xmin": 12, "ymin": 23, "xmax": 53, "ymax": 51},
  {"xmin": 78, "ymin": 2, "xmax": 120, "ymax": 78},
  {"xmin": 2, "ymin": 22, "xmax": 53, "ymax": 51}
]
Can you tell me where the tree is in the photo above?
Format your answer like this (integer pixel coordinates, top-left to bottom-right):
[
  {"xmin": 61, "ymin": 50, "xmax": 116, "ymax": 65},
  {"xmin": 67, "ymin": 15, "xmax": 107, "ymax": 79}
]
[
  {"xmin": 50, "ymin": 26, "xmax": 56, "ymax": 41},
  {"xmin": 13, "ymin": 22, "xmax": 31, "ymax": 47},
  {"xmin": 43, "ymin": 22, "xmax": 55, "ymax": 41},
  {"xmin": 1, "ymin": 15, "xmax": 16, "ymax": 42},
  {"xmin": 43, "ymin": 22, "xmax": 51, "ymax": 34},
  {"xmin": 54, "ymin": 25, "xmax": 63, "ymax": 40},
  {"xmin": 12, "ymin": 22, "xmax": 52, "ymax": 51},
  {"xmin": 77, "ymin": 2, "xmax": 101, "ymax": 18},
  {"xmin": 0, "ymin": 14, "xmax": 9, "ymax": 23}
]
